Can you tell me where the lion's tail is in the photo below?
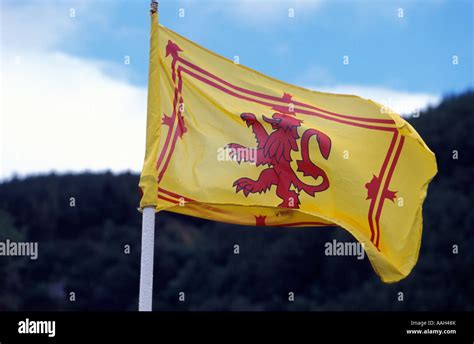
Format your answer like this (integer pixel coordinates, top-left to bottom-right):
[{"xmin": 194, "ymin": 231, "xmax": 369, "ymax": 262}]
[{"xmin": 295, "ymin": 128, "xmax": 331, "ymax": 195}]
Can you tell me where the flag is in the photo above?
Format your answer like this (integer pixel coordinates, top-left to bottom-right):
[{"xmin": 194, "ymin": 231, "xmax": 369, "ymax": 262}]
[{"xmin": 139, "ymin": 12, "xmax": 437, "ymax": 283}]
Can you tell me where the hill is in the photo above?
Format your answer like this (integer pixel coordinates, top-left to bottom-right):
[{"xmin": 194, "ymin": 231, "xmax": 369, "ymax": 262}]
[{"xmin": 0, "ymin": 91, "xmax": 472, "ymax": 310}]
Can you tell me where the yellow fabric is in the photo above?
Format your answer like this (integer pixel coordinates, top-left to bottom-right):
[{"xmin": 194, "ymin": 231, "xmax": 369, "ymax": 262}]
[{"xmin": 139, "ymin": 13, "xmax": 437, "ymax": 283}]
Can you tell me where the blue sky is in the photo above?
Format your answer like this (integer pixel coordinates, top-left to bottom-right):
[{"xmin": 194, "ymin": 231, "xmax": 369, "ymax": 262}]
[
  {"xmin": 57, "ymin": 0, "xmax": 473, "ymax": 93},
  {"xmin": 1, "ymin": 0, "xmax": 473, "ymax": 178}
]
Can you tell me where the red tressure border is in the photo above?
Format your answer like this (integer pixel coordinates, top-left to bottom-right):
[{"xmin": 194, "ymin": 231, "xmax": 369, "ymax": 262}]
[
  {"xmin": 157, "ymin": 187, "xmax": 335, "ymax": 227},
  {"xmin": 156, "ymin": 40, "xmax": 404, "ymax": 250}
]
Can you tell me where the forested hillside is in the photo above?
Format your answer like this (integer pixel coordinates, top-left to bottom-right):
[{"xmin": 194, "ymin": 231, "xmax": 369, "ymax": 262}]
[{"xmin": 0, "ymin": 91, "xmax": 472, "ymax": 311}]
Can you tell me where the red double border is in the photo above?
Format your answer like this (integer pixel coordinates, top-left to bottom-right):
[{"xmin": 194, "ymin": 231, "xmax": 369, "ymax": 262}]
[
  {"xmin": 158, "ymin": 187, "xmax": 335, "ymax": 228},
  {"xmin": 156, "ymin": 40, "xmax": 405, "ymax": 250}
]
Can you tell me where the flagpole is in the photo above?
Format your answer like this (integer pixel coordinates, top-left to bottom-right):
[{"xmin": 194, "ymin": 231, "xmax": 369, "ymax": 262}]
[
  {"xmin": 138, "ymin": 206, "xmax": 156, "ymax": 311},
  {"xmin": 138, "ymin": 0, "xmax": 159, "ymax": 312}
]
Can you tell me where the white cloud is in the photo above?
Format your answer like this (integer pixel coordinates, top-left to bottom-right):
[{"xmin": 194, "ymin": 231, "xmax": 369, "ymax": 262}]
[
  {"xmin": 1, "ymin": 50, "xmax": 147, "ymax": 179},
  {"xmin": 310, "ymin": 85, "xmax": 440, "ymax": 116},
  {"xmin": 1, "ymin": 0, "xmax": 147, "ymax": 179}
]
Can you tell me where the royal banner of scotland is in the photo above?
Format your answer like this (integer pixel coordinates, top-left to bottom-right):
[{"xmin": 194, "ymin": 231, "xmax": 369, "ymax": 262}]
[{"xmin": 139, "ymin": 12, "xmax": 437, "ymax": 283}]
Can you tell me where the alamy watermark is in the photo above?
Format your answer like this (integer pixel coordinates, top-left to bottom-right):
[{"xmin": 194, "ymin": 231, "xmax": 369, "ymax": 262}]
[
  {"xmin": 18, "ymin": 318, "xmax": 55, "ymax": 338},
  {"xmin": 0, "ymin": 239, "xmax": 38, "ymax": 260},
  {"xmin": 217, "ymin": 146, "xmax": 257, "ymax": 165},
  {"xmin": 324, "ymin": 239, "xmax": 365, "ymax": 260}
]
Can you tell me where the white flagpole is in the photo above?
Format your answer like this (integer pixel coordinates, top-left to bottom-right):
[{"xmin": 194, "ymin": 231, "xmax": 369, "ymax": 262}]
[
  {"xmin": 138, "ymin": 206, "xmax": 156, "ymax": 311},
  {"xmin": 138, "ymin": 2, "xmax": 159, "ymax": 311},
  {"xmin": 138, "ymin": 0, "xmax": 158, "ymax": 312}
]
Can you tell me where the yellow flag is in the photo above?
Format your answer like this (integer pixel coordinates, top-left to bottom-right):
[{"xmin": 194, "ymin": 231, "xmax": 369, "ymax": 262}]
[{"xmin": 139, "ymin": 12, "xmax": 437, "ymax": 283}]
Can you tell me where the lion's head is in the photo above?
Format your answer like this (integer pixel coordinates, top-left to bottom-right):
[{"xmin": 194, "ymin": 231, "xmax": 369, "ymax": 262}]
[
  {"xmin": 262, "ymin": 112, "xmax": 302, "ymax": 131},
  {"xmin": 262, "ymin": 113, "xmax": 302, "ymax": 162}
]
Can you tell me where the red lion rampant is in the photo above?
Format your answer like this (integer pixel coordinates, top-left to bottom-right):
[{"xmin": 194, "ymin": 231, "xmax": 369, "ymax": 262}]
[{"xmin": 227, "ymin": 112, "xmax": 332, "ymax": 208}]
